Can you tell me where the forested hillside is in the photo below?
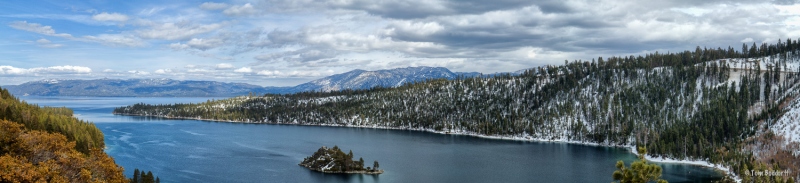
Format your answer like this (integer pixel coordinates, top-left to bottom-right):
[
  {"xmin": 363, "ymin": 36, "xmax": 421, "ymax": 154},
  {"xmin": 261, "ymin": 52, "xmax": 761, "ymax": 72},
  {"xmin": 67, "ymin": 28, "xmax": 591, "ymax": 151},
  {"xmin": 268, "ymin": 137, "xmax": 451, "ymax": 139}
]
[
  {"xmin": 0, "ymin": 87, "xmax": 128, "ymax": 182},
  {"xmin": 115, "ymin": 40, "xmax": 800, "ymax": 181}
]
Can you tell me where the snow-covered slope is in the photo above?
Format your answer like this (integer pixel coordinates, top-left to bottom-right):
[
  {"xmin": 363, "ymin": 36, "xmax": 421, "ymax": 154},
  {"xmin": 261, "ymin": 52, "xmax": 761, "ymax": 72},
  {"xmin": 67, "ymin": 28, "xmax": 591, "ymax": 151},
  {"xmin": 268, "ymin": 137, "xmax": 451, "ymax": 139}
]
[
  {"xmin": 287, "ymin": 66, "xmax": 461, "ymax": 93},
  {"xmin": 772, "ymin": 96, "xmax": 800, "ymax": 155}
]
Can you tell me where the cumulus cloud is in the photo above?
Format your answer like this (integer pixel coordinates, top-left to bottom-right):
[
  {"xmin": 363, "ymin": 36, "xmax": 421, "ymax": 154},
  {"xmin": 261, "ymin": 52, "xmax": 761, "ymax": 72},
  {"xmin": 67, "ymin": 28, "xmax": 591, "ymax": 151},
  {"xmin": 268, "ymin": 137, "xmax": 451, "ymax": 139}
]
[
  {"xmin": 0, "ymin": 65, "xmax": 91, "ymax": 75},
  {"xmin": 92, "ymin": 12, "xmax": 129, "ymax": 22},
  {"xmin": 128, "ymin": 70, "xmax": 150, "ymax": 75},
  {"xmin": 256, "ymin": 70, "xmax": 281, "ymax": 76},
  {"xmin": 83, "ymin": 34, "xmax": 146, "ymax": 47},
  {"xmin": 169, "ymin": 43, "xmax": 191, "ymax": 50},
  {"xmin": 186, "ymin": 38, "xmax": 225, "ymax": 50},
  {"xmin": 216, "ymin": 63, "xmax": 234, "ymax": 69},
  {"xmin": 256, "ymin": 69, "xmax": 328, "ymax": 77},
  {"xmin": 154, "ymin": 69, "xmax": 172, "ymax": 74},
  {"xmin": 6, "ymin": 0, "xmax": 800, "ymax": 85},
  {"xmin": 137, "ymin": 22, "xmax": 226, "ymax": 40},
  {"xmin": 187, "ymin": 68, "xmax": 209, "ymax": 73},
  {"xmin": 223, "ymin": 3, "xmax": 258, "ymax": 16},
  {"xmin": 234, "ymin": 67, "xmax": 253, "ymax": 73},
  {"xmin": 254, "ymin": 47, "xmax": 342, "ymax": 66},
  {"xmin": 200, "ymin": 2, "xmax": 230, "ymax": 10},
  {"xmin": 8, "ymin": 21, "xmax": 73, "ymax": 38}
]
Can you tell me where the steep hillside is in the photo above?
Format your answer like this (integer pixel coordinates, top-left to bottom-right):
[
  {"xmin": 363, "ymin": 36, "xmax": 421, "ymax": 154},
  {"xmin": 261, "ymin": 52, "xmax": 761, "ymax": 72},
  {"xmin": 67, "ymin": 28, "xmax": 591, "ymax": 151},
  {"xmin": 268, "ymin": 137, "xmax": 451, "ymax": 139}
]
[
  {"xmin": 0, "ymin": 87, "xmax": 128, "ymax": 182},
  {"xmin": 115, "ymin": 41, "xmax": 800, "ymax": 181}
]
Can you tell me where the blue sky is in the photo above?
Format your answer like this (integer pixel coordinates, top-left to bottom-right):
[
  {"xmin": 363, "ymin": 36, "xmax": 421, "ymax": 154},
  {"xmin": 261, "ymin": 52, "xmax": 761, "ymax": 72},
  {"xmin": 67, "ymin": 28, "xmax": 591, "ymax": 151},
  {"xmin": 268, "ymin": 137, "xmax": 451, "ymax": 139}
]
[{"xmin": 1, "ymin": 0, "xmax": 799, "ymax": 86}]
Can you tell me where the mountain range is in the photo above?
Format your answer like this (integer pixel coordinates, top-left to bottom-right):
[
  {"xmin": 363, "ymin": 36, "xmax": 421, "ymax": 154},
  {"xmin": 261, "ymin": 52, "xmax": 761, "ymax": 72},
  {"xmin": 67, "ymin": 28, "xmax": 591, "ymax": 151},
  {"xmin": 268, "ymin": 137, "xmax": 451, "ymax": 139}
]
[{"xmin": 2, "ymin": 66, "xmax": 504, "ymax": 97}]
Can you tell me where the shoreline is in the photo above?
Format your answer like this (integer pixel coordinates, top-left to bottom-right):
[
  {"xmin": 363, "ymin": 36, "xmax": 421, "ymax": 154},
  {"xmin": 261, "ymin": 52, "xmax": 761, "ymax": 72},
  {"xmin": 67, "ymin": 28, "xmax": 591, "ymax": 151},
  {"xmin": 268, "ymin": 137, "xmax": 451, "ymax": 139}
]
[
  {"xmin": 299, "ymin": 164, "xmax": 384, "ymax": 175},
  {"xmin": 114, "ymin": 112, "xmax": 738, "ymax": 181}
]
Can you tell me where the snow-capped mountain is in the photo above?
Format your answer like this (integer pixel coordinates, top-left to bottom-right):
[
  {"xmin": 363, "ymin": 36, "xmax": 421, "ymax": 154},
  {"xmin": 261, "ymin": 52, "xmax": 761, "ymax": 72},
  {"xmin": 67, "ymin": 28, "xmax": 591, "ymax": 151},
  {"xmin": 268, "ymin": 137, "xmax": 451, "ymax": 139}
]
[
  {"xmin": 2, "ymin": 78, "xmax": 268, "ymax": 97},
  {"xmin": 3, "ymin": 67, "xmax": 492, "ymax": 96},
  {"xmin": 286, "ymin": 66, "xmax": 462, "ymax": 93}
]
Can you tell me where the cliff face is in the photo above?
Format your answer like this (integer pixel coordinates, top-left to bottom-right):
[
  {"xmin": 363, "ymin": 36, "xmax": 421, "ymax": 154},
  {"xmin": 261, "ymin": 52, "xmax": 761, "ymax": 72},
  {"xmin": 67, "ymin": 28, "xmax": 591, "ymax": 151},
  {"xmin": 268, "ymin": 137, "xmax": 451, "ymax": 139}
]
[{"xmin": 299, "ymin": 146, "xmax": 383, "ymax": 174}]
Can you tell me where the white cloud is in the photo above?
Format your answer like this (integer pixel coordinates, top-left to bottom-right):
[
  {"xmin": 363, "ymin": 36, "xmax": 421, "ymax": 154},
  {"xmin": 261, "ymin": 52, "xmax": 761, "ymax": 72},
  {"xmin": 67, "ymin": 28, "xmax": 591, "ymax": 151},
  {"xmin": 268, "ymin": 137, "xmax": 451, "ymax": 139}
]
[
  {"xmin": 35, "ymin": 38, "xmax": 63, "ymax": 48},
  {"xmin": 223, "ymin": 3, "xmax": 257, "ymax": 16},
  {"xmin": 200, "ymin": 2, "xmax": 229, "ymax": 10},
  {"xmin": 186, "ymin": 38, "xmax": 224, "ymax": 50},
  {"xmin": 188, "ymin": 68, "xmax": 208, "ymax": 73},
  {"xmin": 255, "ymin": 69, "xmax": 328, "ymax": 77},
  {"xmin": 257, "ymin": 70, "xmax": 280, "ymax": 76},
  {"xmin": 83, "ymin": 34, "xmax": 146, "ymax": 47},
  {"xmin": 137, "ymin": 22, "xmax": 226, "ymax": 40},
  {"xmin": 8, "ymin": 21, "xmax": 73, "ymax": 38},
  {"xmin": 0, "ymin": 65, "xmax": 91, "ymax": 75},
  {"xmin": 742, "ymin": 38, "xmax": 754, "ymax": 43},
  {"xmin": 92, "ymin": 12, "xmax": 129, "ymax": 22},
  {"xmin": 154, "ymin": 69, "xmax": 172, "ymax": 74},
  {"xmin": 169, "ymin": 43, "xmax": 191, "ymax": 50},
  {"xmin": 9, "ymin": 21, "xmax": 145, "ymax": 47},
  {"xmin": 0, "ymin": 66, "xmax": 27, "ymax": 75},
  {"xmin": 234, "ymin": 67, "xmax": 252, "ymax": 73},
  {"xmin": 128, "ymin": 70, "xmax": 150, "ymax": 75},
  {"xmin": 216, "ymin": 63, "xmax": 234, "ymax": 69}
]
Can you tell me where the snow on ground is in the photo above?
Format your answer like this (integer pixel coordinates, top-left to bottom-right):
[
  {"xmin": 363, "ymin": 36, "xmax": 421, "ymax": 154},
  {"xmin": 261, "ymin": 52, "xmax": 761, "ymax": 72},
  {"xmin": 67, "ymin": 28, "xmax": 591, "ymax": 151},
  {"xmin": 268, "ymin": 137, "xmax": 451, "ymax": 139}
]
[
  {"xmin": 702, "ymin": 56, "xmax": 800, "ymax": 72},
  {"xmin": 773, "ymin": 96, "xmax": 800, "ymax": 155},
  {"xmin": 631, "ymin": 147, "xmax": 740, "ymax": 182}
]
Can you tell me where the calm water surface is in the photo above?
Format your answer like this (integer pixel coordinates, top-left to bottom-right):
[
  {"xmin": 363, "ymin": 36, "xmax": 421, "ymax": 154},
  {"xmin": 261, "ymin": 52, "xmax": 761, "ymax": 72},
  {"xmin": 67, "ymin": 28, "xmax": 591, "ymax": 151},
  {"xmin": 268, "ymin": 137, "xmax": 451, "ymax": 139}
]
[{"xmin": 20, "ymin": 96, "xmax": 723, "ymax": 183}]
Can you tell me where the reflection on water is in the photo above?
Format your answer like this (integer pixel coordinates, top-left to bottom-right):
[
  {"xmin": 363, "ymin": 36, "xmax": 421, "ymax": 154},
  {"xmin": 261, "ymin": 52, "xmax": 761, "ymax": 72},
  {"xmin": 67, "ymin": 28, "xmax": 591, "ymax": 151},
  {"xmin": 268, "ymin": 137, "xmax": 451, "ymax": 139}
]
[{"xmin": 21, "ymin": 96, "xmax": 723, "ymax": 183}]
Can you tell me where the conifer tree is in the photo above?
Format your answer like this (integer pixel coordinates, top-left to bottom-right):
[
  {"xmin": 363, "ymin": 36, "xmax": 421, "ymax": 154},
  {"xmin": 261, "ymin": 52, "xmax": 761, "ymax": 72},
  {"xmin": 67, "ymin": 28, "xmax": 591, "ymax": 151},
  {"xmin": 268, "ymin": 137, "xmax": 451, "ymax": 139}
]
[
  {"xmin": 612, "ymin": 147, "xmax": 667, "ymax": 183},
  {"xmin": 132, "ymin": 169, "xmax": 140, "ymax": 183}
]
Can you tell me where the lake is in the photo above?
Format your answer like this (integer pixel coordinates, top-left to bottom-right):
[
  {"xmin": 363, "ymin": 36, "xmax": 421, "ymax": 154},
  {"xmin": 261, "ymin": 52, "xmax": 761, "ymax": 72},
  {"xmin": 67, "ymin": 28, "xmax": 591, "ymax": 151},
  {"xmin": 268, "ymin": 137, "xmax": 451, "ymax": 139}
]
[{"xmin": 20, "ymin": 96, "xmax": 723, "ymax": 183}]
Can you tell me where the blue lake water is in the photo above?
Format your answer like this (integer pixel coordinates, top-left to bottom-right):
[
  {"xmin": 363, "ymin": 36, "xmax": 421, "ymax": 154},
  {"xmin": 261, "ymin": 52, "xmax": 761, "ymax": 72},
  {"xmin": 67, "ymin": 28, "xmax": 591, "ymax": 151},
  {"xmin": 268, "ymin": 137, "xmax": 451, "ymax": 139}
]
[{"xmin": 20, "ymin": 96, "xmax": 723, "ymax": 183}]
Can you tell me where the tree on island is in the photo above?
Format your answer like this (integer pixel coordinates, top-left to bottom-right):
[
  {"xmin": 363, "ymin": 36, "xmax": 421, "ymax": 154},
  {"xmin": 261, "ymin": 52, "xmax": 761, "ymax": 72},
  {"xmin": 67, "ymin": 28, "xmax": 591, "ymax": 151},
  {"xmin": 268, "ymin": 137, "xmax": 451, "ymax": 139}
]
[
  {"xmin": 612, "ymin": 147, "xmax": 667, "ymax": 183},
  {"xmin": 300, "ymin": 146, "xmax": 383, "ymax": 174},
  {"xmin": 374, "ymin": 161, "xmax": 380, "ymax": 170}
]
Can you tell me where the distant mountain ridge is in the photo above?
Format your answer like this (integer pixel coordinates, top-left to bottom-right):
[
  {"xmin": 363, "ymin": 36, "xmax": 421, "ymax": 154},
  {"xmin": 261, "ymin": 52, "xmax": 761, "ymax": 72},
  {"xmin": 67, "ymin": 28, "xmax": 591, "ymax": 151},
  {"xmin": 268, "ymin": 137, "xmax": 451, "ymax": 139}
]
[
  {"xmin": 3, "ymin": 66, "xmax": 503, "ymax": 97},
  {"xmin": 2, "ymin": 78, "xmax": 268, "ymax": 97},
  {"xmin": 290, "ymin": 66, "xmax": 459, "ymax": 93}
]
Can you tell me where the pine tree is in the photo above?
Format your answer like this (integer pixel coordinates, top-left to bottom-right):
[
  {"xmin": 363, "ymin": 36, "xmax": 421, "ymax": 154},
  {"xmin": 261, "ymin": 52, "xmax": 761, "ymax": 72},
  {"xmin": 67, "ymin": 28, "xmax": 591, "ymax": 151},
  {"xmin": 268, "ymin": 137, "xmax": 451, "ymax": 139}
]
[
  {"xmin": 132, "ymin": 169, "xmax": 140, "ymax": 183},
  {"xmin": 612, "ymin": 147, "xmax": 667, "ymax": 183},
  {"xmin": 145, "ymin": 171, "xmax": 154, "ymax": 183}
]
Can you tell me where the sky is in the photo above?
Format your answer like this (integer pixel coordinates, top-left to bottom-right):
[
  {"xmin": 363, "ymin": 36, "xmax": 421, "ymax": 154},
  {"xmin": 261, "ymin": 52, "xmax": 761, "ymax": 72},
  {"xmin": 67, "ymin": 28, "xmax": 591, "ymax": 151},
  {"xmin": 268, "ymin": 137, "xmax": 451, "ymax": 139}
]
[{"xmin": 1, "ymin": 0, "xmax": 799, "ymax": 86}]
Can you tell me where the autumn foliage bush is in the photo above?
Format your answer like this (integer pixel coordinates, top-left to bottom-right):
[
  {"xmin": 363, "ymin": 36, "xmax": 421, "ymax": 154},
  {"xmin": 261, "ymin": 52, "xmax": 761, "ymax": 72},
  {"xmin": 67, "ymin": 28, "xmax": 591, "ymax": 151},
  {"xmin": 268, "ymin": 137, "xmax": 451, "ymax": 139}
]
[{"xmin": 0, "ymin": 120, "xmax": 127, "ymax": 183}]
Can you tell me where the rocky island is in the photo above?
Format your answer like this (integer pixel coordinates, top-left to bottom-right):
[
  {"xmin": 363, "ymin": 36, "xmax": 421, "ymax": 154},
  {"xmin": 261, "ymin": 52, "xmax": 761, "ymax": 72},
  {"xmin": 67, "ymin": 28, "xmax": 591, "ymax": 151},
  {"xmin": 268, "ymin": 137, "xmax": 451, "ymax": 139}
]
[{"xmin": 299, "ymin": 146, "xmax": 383, "ymax": 174}]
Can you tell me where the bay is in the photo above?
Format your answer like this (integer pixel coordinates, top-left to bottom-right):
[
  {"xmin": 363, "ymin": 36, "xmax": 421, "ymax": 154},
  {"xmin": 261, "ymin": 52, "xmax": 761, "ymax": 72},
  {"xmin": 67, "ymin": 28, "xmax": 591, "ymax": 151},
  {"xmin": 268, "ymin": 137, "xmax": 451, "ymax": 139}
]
[{"xmin": 20, "ymin": 96, "xmax": 723, "ymax": 183}]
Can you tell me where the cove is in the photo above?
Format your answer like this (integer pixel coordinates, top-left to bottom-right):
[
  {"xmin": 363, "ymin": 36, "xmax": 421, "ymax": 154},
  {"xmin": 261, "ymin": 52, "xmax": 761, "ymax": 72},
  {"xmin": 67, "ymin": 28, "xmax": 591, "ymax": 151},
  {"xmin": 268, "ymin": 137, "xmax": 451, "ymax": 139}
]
[{"xmin": 20, "ymin": 96, "xmax": 723, "ymax": 183}]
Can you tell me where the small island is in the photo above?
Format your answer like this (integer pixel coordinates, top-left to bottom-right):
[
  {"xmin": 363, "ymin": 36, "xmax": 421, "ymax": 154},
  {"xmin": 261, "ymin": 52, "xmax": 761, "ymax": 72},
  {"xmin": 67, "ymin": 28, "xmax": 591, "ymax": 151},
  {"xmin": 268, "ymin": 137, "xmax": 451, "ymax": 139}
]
[{"xmin": 299, "ymin": 146, "xmax": 384, "ymax": 174}]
